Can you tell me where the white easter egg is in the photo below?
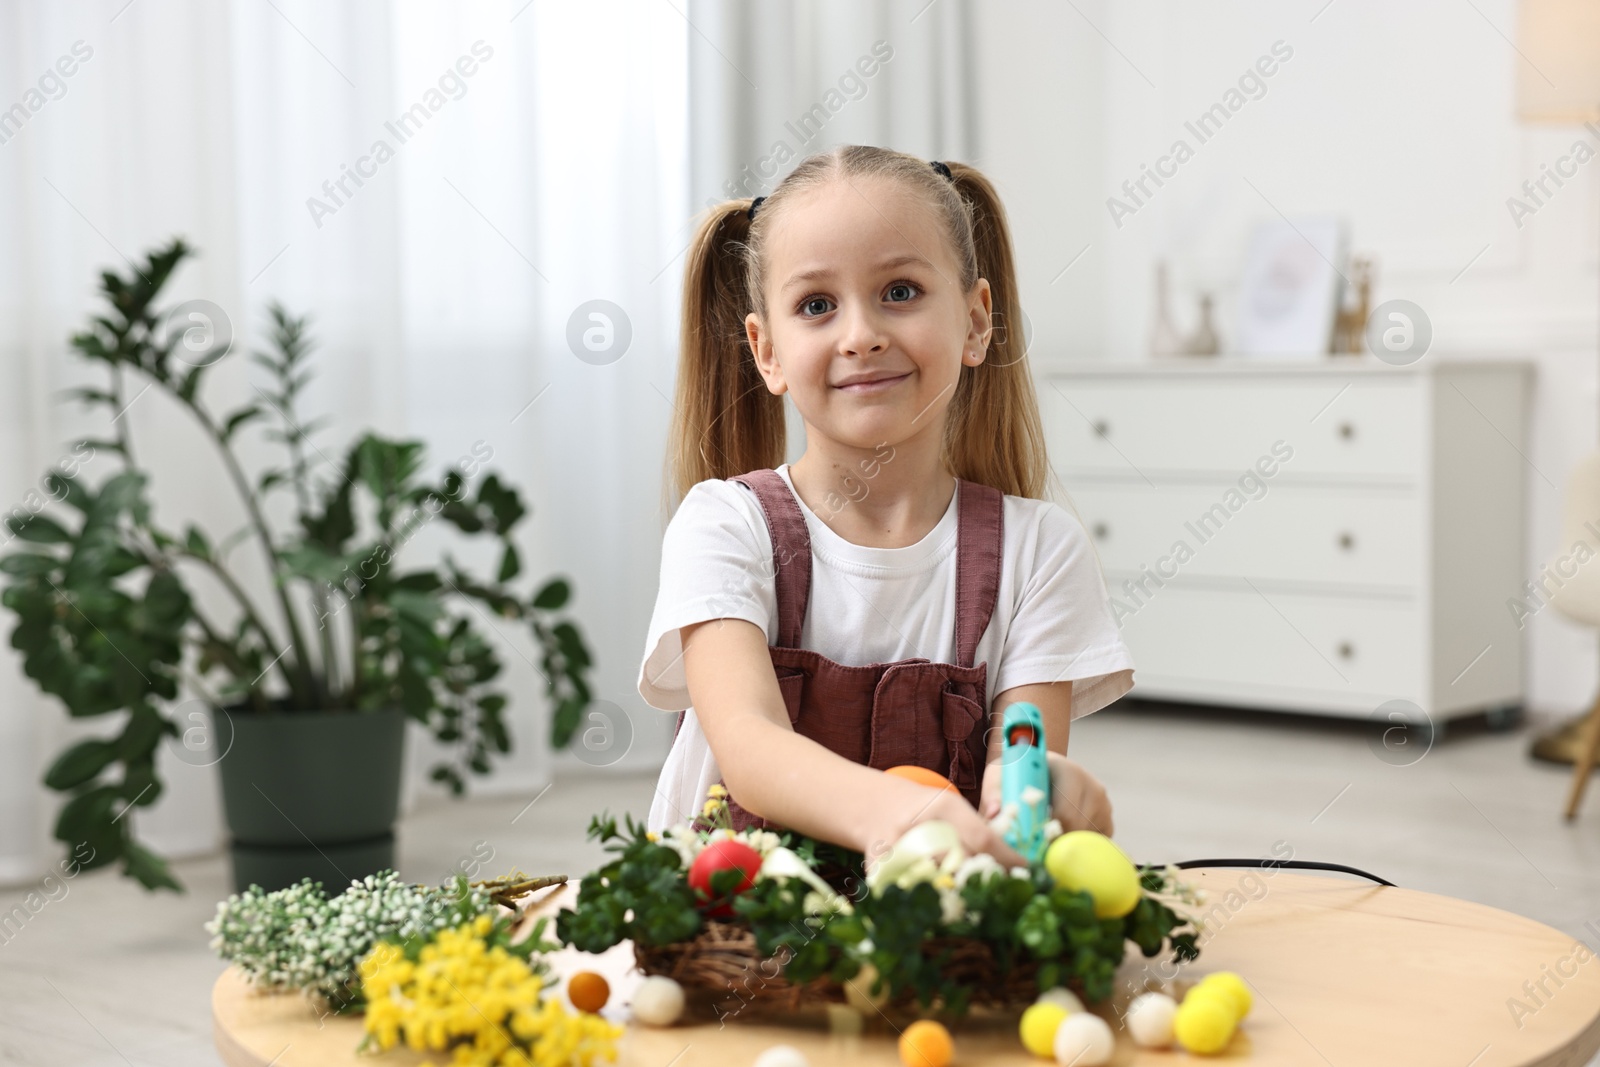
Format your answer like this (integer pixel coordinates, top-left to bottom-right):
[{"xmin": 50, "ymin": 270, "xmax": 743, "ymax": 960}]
[
  {"xmin": 1036, "ymin": 985, "xmax": 1086, "ymax": 1014},
  {"xmin": 1053, "ymin": 1012, "xmax": 1114, "ymax": 1066},
  {"xmin": 844, "ymin": 962, "xmax": 889, "ymax": 1012},
  {"xmin": 630, "ymin": 975, "xmax": 685, "ymax": 1026},
  {"xmin": 1126, "ymin": 991, "xmax": 1178, "ymax": 1048},
  {"xmin": 752, "ymin": 1044, "xmax": 811, "ymax": 1067}
]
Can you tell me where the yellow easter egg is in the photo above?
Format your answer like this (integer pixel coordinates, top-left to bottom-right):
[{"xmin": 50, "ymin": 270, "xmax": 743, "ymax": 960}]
[
  {"xmin": 1173, "ymin": 990, "xmax": 1236, "ymax": 1054},
  {"xmin": 1018, "ymin": 1001, "xmax": 1068, "ymax": 1057},
  {"xmin": 1043, "ymin": 831, "xmax": 1142, "ymax": 919},
  {"xmin": 1195, "ymin": 971, "xmax": 1252, "ymax": 1021}
]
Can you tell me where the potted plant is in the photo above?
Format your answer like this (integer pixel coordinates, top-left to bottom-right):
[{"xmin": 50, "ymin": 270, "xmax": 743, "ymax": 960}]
[{"xmin": 0, "ymin": 238, "xmax": 596, "ymax": 893}]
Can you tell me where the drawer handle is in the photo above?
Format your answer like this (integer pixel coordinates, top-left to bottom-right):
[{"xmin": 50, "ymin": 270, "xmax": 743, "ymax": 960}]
[
  {"xmin": 1337, "ymin": 532, "xmax": 1356, "ymax": 551},
  {"xmin": 1092, "ymin": 522, "xmax": 1110, "ymax": 541},
  {"xmin": 1338, "ymin": 421, "xmax": 1356, "ymax": 440},
  {"xmin": 1092, "ymin": 419, "xmax": 1111, "ymax": 439},
  {"xmin": 1337, "ymin": 641, "xmax": 1355, "ymax": 660}
]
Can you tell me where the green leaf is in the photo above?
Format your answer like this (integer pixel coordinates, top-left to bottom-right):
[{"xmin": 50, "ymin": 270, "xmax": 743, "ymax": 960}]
[
  {"xmin": 390, "ymin": 589, "xmax": 444, "ymax": 624},
  {"xmin": 73, "ymin": 437, "xmax": 128, "ymax": 459},
  {"xmin": 121, "ymin": 762, "xmax": 162, "ymax": 807},
  {"xmin": 92, "ymin": 471, "xmax": 149, "ymax": 525},
  {"xmin": 177, "ymin": 363, "xmax": 206, "ymax": 403},
  {"xmin": 7, "ymin": 513, "xmax": 71, "ymax": 544},
  {"xmin": 532, "ymin": 578, "xmax": 570, "ymax": 610},
  {"xmin": 121, "ymin": 839, "xmax": 181, "ymax": 892},
  {"xmin": 221, "ymin": 405, "xmax": 264, "ymax": 443},
  {"xmin": 43, "ymin": 739, "xmax": 118, "ymax": 790},
  {"xmin": 496, "ymin": 543, "xmax": 520, "ymax": 583},
  {"xmin": 550, "ymin": 696, "xmax": 583, "ymax": 750},
  {"xmin": 53, "ymin": 784, "xmax": 121, "ymax": 844},
  {"xmin": 355, "ymin": 435, "xmax": 427, "ymax": 518},
  {"xmin": 61, "ymin": 387, "xmax": 117, "ymax": 407},
  {"xmin": 301, "ymin": 478, "xmax": 354, "ymax": 549},
  {"xmin": 478, "ymin": 475, "xmax": 527, "ymax": 531},
  {"xmin": 552, "ymin": 621, "xmax": 591, "ymax": 668},
  {"xmin": 0, "ymin": 553, "xmax": 60, "ymax": 578},
  {"xmin": 44, "ymin": 473, "xmax": 93, "ymax": 513},
  {"xmin": 430, "ymin": 765, "xmax": 464, "ymax": 795},
  {"xmin": 393, "ymin": 571, "xmax": 442, "ymax": 593},
  {"xmin": 184, "ymin": 525, "xmax": 211, "ymax": 560},
  {"xmin": 281, "ymin": 544, "xmax": 344, "ymax": 584},
  {"xmin": 142, "ymin": 570, "xmax": 191, "ymax": 627},
  {"xmin": 117, "ymin": 705, "xmax": 168, "ymax": 762}
]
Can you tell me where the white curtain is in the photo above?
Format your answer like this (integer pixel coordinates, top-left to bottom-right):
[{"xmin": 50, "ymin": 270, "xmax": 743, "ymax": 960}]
[
  {"xmin": 688, "ymin": 0, "xmax": 975, "ymax": 197},
  {"xmin": 0, "ymin": 0, "xmax": 971, "ymax": 885},
  {"xmin": 685, "ymin": 0, "xmax": 978, "ymax": 458},
  {"xmin": 0, "ymin": 0, "xmax": 687, "ymax": 883}
]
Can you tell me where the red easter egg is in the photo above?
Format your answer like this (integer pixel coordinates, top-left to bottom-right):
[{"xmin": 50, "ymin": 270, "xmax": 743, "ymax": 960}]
[{"xmin": 688, "ymin": 839, "xmax": 763, "ymax": 917}]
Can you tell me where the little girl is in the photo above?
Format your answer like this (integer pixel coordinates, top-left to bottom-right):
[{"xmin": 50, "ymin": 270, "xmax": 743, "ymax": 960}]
[{"xmin": 637, "ymin": 145, "xmax": 1134, "ymax": 871}]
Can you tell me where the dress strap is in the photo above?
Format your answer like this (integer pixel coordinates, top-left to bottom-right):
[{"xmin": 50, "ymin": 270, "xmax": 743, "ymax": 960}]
[
  {"xmin": 953, "ymin": 479, "xmax": 1004, "ymax": 668},
  {"xmin": 728, "ymin": 469, "xmax": 811, "ymax": 649}
]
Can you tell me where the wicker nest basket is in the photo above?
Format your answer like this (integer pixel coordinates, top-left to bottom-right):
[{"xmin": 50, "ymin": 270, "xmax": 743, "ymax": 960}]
[
  {"xmin": 632, "ymin": 921, "xmax": 1055, "ymax": 1019},
  {"xmin": 628, "ymin": 852, "xmax": 1073, "ymax": 1019}
]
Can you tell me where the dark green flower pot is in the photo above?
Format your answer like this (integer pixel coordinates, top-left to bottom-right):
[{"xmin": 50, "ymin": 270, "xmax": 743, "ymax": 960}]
[{"xmin": 215, "ymin": 704, "xmax": 405, "ymax": 893}]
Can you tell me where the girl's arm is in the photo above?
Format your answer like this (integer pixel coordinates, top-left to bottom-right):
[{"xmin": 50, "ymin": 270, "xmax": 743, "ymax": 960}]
[
  {"xmin": 981, "ymin": 682, "xmax": 1115, "ymax": 836},
  {"xmin": 988, "ymin": 681, "xmax": 1074, "ymax": 758},
  {"xmin": 681, "ymin": 617, "xmax": 1028, "ymax": 869}
]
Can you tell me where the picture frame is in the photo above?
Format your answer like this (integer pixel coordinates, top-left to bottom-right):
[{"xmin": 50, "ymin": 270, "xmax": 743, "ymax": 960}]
[{"xmin": 1235, "ymin": 214, "xmax": 1348, "ymax": 358}]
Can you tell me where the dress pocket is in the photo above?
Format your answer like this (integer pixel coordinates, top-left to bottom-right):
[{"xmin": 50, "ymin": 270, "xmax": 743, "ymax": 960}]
[{"xmin": 940, "ymin": 687, "xmax": 987, "ymax": 795}]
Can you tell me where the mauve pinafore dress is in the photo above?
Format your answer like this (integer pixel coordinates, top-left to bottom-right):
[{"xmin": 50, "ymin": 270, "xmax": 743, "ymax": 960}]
[{"xmin": 672, "ymin": 467, "xmax": 1003, "ymax": 833}]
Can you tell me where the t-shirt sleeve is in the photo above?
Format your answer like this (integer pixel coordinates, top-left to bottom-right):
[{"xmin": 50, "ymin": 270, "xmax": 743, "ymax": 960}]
[
  {"xmin": 637, "ymin": 480, "xmax": 776, "ymax": 711},
  {"xmin": 990, "ymin": 501, "xmax": 1135, "ymax": 720}
]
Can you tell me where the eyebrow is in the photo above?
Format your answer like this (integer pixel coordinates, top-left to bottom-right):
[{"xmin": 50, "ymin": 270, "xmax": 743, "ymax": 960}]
[{"xmin": 778, "ymin": 254, "xmax": 933, "ymax": 294}]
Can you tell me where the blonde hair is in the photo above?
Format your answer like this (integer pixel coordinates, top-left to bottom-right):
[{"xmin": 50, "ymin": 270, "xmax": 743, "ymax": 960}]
[{"xmin": 663, "ymin": 144, "xmax": 1051, "ymax": 516}]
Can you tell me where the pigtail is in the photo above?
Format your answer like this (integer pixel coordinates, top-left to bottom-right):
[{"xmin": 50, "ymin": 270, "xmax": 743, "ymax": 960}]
[
  {"xmin": 663, "ymin": 199, "xmax": 787, "ymax": 517},
  {"xmin": 941, "ymin": 163, "xmax": 1051, "ymax": 502}
]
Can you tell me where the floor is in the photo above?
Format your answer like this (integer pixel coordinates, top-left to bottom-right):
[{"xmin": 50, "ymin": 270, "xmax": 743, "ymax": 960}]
[{"xmin": 2, "ymin": 698, "xmax": 1598, "ymax": 1066}]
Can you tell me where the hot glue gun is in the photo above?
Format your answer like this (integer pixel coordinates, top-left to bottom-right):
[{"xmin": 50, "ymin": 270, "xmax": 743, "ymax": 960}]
[{"xmin": 998, "ymin": 700, "xmax": 1052, "ymax": 864}]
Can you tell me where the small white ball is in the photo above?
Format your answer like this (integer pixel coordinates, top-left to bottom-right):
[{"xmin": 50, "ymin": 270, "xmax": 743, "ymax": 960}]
[
  {"xmin": 629, "ymin": 975, "xmax": 685, "ymax": 1026},
  {"xmin": 1036, "ymin": 985, "xmax": 1086, "ymax": 1014},
  {"xmin": 1053, "ymin": 1012, "xmax": 1114, "ymax": 1066},
  {"xmin": 1125, "ymin": 991, "xmax": 1178, "ymax": 1048},
  {"xmin": 752, "ymin": 1045, "xmax": 810, "ymax": 1067}
]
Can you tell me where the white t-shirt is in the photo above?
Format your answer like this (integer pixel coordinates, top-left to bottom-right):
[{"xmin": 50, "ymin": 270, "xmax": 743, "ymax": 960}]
[{"xmin": 637, "ymin": 463, "xmax": 1135, "ymax": 833}]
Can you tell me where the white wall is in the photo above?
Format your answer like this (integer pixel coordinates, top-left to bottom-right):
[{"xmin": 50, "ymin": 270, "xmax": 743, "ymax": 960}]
[{"xmin": 975, "ymin": 0, "xmax": 1599, "ymax": 717}]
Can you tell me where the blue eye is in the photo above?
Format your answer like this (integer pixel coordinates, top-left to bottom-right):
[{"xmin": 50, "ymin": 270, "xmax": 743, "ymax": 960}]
[
  {"xmin": 799, "ymin": 296, "xmax": 833, "ymax": 317},
  {"xmin": 885, "ymin": 282, "xmax": 919, "ymax": 303}
]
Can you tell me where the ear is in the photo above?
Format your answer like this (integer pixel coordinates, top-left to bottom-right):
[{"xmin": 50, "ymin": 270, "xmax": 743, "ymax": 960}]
[
  {"xmin": 746, "ymin": 312, "xmax": 787, "ymax": 395},
  {"xmin": 965, "ymin": 278, "xmax": 994, "ymax": 367}
]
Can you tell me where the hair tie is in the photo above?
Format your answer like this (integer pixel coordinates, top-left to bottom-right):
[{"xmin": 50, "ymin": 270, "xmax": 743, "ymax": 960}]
[
  {"xmin": 747, "ymin": 195, "xmax": 766, "ymax": 220},
  {"xmin": 930, "ymin": 160, "xmax": 954, "ymax": 181}
]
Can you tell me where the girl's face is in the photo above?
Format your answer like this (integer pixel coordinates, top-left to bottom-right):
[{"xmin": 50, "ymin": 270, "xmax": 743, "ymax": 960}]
[{"xmin": 745, "ymin": 176, "xmax": 993, "ymax": 454}]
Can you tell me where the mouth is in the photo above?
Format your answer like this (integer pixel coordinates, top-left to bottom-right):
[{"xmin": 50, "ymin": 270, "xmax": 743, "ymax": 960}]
[{"xmin": 834, "ymin": 372, "xmax": 911, "ymax": 394}]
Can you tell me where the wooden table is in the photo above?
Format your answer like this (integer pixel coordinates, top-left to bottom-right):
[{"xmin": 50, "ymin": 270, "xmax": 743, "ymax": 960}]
[{"xmin": 214, "ymin": 867, "xmax": 1600, "ymax": 1066}]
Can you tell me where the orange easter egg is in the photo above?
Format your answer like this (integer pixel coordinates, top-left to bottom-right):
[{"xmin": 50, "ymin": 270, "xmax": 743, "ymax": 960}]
[
  {"xmin": 885, "ymin": 765, "xmax": 958, "ymax": 793},
  {"xmin": 567, "ymin": 970, "xmax": 610, "ymax": 1013}
]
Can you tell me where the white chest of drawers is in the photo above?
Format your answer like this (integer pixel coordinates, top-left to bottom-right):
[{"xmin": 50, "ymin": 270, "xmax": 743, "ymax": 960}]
[{"xmin": 1041, "ymin": 359, "xmax": 1532, "ymax": 727}]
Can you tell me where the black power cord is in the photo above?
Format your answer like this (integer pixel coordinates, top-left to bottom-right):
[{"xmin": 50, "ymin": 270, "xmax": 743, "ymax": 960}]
[{"xmin": 1155, "ymin": 858, "xmax": 1395, "ymax": 887}]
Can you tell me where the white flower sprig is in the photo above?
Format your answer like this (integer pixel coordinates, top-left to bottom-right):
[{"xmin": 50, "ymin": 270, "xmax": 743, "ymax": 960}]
[{"xmin": 205, "ymin": 870, "xmax": 496, "ymax": 1006}]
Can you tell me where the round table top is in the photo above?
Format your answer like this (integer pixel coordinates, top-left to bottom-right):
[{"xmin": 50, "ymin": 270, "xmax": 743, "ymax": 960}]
[{"xmin": 214, "ymin": 866, "xmax": 1600, "ymax": 1066}]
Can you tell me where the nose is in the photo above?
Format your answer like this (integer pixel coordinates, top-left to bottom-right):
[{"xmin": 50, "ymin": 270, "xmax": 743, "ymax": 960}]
[{"xmin": 837, "ymin": 302, "xmax": 888, "ymax": 357}]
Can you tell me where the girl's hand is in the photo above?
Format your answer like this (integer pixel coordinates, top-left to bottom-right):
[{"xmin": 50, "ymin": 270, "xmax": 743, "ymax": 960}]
[
  {"xmin": 859, "ymin": 781, "xmax": 1028, "ymax": 877},
  {"xmin": 979, "ymin": 752, "xmax": 1115, "ymax": 837}
]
